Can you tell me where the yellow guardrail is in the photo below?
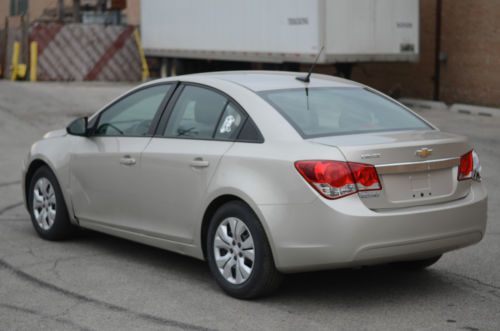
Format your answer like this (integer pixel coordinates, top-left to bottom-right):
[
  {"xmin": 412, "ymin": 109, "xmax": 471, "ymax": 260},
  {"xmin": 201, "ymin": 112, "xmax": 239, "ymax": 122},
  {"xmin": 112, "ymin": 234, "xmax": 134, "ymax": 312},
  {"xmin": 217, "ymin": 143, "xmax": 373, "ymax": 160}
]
[
  {"xmin": 10, "ymin": 41, "xmax": 21, "ymax": 81},
  {"xmin": 30, "ymin": 41, "xmax": 38, "ymax": 82},
  {"xmin": 10, "ymin": 41, "xmax": 28, "ymax": 81},
  {"xmin": 133, "ymin": 28, "xmax": 150, "ymax": 82}
]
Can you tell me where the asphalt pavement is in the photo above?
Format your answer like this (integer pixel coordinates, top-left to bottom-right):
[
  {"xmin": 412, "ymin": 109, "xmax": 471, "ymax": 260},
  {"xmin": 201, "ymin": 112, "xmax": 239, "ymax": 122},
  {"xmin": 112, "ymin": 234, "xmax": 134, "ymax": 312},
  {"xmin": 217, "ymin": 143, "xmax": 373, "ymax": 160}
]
[{"xmin": 0, "ymin": 80, "xmax": 499, "ymax": 331}]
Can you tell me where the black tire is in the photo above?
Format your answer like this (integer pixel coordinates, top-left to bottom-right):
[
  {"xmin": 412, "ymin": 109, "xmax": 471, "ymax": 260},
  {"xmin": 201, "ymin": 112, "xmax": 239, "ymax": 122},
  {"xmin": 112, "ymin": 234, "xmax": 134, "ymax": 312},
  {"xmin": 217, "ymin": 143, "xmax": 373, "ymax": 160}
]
[
  {"xmin": 28, "ymin": 166, "xmax": 76, "ymax": 241},
  {"xmin": 392, "ymin": 255, "xmax": 442, "ymax": 270},
  {"xmin": 206, "ymin": 201, "xmax": 283, "ymax": 299}
]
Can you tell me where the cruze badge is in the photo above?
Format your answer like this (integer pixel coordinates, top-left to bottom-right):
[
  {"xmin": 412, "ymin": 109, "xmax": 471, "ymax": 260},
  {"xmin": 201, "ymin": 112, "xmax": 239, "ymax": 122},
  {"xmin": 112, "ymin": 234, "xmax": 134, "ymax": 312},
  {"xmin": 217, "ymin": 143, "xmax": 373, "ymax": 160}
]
[
  {"xmin": 415, "ymin": 147, "xmax": 433, "ymax": 158},
  {"xmin": 360, "ymin": 153, "xmax": 381, "ymax": 159}
]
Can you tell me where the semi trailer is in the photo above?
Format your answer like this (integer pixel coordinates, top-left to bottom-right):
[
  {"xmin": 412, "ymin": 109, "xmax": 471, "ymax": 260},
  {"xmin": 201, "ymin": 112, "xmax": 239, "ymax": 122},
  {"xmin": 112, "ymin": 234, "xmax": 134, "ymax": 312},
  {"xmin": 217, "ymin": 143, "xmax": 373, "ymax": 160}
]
[{"xmin": 140, "ymin": 0, "xmax": 419, "ymax": 76}]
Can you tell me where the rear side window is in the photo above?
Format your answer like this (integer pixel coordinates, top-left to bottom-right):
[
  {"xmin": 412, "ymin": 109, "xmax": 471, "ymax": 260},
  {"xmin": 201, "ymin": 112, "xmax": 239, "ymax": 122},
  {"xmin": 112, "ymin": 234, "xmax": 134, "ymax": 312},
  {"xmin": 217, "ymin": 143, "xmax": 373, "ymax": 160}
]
[
  {"xmin": 259, "ymin": 87, "xmax": 431, "ymax": 138},
  {"xmin": 214, "ymin": 102, "xmax": 246, "ymax": 140},
  {"xmin": 164, "ymin": 85, "xmax": 227, "ymax": 139}
]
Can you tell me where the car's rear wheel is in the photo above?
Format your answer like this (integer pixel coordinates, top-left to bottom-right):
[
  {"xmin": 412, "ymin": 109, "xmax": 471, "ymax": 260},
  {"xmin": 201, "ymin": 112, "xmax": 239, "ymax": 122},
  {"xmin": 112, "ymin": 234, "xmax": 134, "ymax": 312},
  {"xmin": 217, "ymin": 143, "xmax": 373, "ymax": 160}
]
[
  {"xmin": 392, "ymin": 255, "xmax": 442, "ymax": 270},
  {"xmin": 206, "ymin": 201, "xmax": 283, "ymax": 299},
  {"xmin": 28, "ymin": 166, "xmax": 75, "ymax": 240}
]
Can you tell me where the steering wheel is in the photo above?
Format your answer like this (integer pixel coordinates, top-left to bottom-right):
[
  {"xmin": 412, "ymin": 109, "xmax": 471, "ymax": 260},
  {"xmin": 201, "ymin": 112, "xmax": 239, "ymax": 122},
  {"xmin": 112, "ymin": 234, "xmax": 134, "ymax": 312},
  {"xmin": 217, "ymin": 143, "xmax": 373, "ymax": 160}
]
[
  {"xmin": 97, "ymin": 123, "xmax": 124, "ymax": 135},
  {"xmin": 131, "ymin": 120, "xmax": 152, "ymax": 135}
]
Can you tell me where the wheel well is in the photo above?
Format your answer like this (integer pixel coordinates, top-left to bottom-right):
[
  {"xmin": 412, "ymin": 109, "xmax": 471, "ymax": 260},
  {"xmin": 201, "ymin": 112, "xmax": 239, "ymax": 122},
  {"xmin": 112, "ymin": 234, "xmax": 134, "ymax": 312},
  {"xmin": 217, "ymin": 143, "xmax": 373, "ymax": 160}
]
[
  {"xmin": 200, "ymin": 194, "xmax": 246, "ymax": 259},
  {"xmin": 25, "ymin": 159, "xmax": 50, "ymax": 203}
]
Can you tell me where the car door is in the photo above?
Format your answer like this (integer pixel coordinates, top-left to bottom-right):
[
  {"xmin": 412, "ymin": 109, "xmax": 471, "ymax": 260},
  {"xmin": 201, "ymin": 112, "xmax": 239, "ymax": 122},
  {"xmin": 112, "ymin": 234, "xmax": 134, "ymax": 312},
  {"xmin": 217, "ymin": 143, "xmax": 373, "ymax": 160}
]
[
  {"xmin": 139, "ymin": 84, "xmax": 248, "ymax": 243},
  {"xmin": 69, "ymin": 83, "xmax": 174, "ymax": 230}
]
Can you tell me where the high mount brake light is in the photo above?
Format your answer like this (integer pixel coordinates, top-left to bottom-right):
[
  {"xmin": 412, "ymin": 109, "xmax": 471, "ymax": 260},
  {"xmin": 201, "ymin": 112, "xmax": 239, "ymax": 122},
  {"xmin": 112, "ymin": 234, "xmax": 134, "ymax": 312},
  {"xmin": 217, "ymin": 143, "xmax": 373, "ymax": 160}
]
[{"xmin": 295, "ymin": 160, "xmax": 382, "ymax": 200}]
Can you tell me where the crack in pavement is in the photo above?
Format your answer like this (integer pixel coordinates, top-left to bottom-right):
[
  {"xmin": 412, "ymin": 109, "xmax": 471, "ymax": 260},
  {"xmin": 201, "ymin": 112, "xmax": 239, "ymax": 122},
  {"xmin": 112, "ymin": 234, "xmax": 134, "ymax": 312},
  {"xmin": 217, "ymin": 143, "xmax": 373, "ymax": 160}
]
[
  {"xmin": 439, "ymin": 270, "xmax": 500, "ymax": 304},
  {"xmin": 0, "ymin": 303, "xmax": 94, "ymax": 331},
  {"xmin": 0, "ymin": 216, "xmax": 27, "ymax": 221},
  {"xmin": 0, "ymin": 180, "xmax": 21, "ymax": 188},
  {"xmin": 0, "ymin": 259, "xmax": 217, "ymax": 331},
  {"xmin": 0, "ymin": 104, "xmax": 36, "ymax": 126},
  {"xmin": 0, "ymin": 202, "xmax": 24, "ymax": 215},
  {"xmin": 443, "ymin": 270, "xmax": 500, "ymax": 292}
]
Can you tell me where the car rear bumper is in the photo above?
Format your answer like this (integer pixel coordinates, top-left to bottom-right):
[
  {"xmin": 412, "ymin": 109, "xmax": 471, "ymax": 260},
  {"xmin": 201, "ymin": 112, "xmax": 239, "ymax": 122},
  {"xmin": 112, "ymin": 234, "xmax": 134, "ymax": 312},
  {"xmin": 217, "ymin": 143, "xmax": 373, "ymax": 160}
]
[{"xmin": 259, "ymin": 181, "xmax": 487, "ymax": 273}]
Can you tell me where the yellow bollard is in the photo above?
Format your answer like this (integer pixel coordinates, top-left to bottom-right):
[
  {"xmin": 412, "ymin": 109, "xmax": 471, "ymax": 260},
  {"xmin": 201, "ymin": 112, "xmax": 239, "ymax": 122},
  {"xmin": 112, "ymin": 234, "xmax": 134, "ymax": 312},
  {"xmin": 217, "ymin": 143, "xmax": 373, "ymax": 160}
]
[
  {"xmin": 133, "ymin": 28, "xmax": 150, "ymax": 82},
  {"xmin": 30, "ymin": 41, "xmax": 38, "ymax": 82},
  {"xmin": 17, "ymin": 64, "xmax": 27, "ymax": 78},
  {"xmin": 10, "ymin": 41, "xmax": 21, "ymax": 81}
]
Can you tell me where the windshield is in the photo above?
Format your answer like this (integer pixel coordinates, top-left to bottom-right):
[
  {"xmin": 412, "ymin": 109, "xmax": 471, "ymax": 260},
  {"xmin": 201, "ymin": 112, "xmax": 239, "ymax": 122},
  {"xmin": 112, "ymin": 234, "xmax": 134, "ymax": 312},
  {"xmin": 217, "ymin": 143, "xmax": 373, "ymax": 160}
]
[{"xmin": 259, "ymin": 87, "xmax": 432, "ymax": 138}]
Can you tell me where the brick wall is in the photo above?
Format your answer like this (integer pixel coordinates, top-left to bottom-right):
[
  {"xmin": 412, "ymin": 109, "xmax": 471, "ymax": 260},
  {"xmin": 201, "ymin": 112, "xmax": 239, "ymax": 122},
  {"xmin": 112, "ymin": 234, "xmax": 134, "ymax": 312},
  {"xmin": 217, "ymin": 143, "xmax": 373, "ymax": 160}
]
[
  {"xmin": 319, "ymin": 0, "xmax": 500, "ymax": 108},
  {"xmin": 439, "ymin": 0, "xmax": 500, "ymax": 107}
]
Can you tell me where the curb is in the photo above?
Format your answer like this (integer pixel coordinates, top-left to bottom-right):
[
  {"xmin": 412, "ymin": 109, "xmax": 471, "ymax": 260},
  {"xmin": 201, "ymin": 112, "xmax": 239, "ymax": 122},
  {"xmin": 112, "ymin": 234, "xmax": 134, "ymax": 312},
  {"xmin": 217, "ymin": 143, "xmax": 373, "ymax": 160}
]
[
  {"xmin": 449, "ymin": 104, "xmax": 500, "ymax": 118},
  {"xmin": 399, "ymin": 98, "xmax": 500, "ymax": 118},
  {"xmin": 399, "ymin": 98, "xmax": 448, "ymax": 110}
]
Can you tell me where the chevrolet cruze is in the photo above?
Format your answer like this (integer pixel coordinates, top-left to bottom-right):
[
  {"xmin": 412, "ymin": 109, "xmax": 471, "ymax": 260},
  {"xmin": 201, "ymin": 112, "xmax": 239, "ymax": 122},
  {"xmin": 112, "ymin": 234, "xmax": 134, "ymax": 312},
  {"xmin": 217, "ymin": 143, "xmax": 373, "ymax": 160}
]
[{"xmin": 22, "ymin": 71, "xmax": 487, "ymax": 298}]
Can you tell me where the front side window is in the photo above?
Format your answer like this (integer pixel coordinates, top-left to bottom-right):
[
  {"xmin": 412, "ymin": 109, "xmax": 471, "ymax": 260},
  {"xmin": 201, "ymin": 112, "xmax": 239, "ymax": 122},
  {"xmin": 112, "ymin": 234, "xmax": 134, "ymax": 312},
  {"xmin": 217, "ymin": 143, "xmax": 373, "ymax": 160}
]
[
  {"xmin": 95, "ymin": 84, "xmax": 171, "ymax": 137},
  {"xmin": 164, "ymin": 85, "xmax": 229, "ymax": 139},
  {"xmin": 259, "ymin": 87, "xmax": 432, "ymax": 138}
]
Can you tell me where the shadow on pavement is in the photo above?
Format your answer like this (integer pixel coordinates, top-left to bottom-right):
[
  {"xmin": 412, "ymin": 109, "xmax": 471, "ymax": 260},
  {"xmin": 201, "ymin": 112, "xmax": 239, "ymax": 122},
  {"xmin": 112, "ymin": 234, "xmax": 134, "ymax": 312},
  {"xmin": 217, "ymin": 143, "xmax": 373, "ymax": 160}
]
[{"xmin": 68, "ymin": 227, "xmax": 456, "ymax": 306}]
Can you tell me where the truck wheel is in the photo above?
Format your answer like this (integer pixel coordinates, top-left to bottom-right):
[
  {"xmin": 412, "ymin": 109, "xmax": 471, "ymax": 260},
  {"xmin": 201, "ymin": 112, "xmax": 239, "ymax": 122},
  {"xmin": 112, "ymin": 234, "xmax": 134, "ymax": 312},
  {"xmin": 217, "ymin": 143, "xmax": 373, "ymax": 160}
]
[
  {"xmin": 206, "ymin": 201, "xmax": 283, "ymax": 299},
  {"xmin": 28, "ymin": 166, "xmax": 76, "ymax": 241}
]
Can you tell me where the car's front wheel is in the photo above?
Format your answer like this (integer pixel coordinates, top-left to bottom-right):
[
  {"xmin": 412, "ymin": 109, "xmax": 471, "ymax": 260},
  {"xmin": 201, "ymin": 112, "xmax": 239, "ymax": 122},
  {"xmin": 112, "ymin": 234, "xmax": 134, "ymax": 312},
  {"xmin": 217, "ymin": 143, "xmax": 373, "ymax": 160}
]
[
  {"xmin": 206, "ymin": 201, "xmax": 283, "ymax": 299},
  {"xmin": 28, "ymin": 166, "xmax": 76, "ymax": 240}
]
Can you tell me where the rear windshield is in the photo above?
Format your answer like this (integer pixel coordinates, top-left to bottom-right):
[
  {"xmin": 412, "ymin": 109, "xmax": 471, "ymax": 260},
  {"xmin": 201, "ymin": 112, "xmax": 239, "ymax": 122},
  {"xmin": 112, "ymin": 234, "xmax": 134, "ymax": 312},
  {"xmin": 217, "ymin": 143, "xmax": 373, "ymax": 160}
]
[{"xmin": 259, "ymin": 87, "xmax": 432, "ymax": 138}]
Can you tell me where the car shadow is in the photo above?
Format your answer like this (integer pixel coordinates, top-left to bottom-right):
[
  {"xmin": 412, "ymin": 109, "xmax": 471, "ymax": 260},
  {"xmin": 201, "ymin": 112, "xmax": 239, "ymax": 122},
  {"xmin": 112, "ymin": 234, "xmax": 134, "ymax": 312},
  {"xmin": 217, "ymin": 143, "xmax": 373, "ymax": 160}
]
[
  {"xmin": 67, "ymin": 228, "xmax": 458, "ymax": 307},
  {"xmin": 270, "ymin": 267, "xmax": 453, "ymax": 306}
]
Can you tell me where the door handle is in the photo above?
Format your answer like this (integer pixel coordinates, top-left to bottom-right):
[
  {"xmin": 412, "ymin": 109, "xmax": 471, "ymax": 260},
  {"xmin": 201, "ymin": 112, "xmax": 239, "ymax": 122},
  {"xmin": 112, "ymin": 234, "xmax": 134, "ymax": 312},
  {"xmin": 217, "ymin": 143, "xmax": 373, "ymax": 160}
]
[
  {"xmin": 190, "ymin": 157, "xmax": 209, "ymax": 168},
  {"xmin": 120, "ymin": 155, "xmax": 136, "ymax": 166}
]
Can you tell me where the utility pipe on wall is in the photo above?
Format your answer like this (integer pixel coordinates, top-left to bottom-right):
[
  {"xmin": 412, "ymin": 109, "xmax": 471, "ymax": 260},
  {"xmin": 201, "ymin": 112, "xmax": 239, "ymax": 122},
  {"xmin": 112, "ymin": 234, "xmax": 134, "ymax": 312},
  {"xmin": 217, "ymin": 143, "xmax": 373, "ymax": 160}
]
[{"xmin": 433, "ymin": 0, "xmax": 443, "ymax": 101}]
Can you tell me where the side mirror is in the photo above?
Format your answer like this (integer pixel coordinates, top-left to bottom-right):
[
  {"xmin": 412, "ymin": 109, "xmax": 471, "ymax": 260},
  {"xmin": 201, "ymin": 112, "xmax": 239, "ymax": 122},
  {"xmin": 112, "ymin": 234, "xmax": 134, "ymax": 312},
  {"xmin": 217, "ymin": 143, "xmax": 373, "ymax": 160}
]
[{"xmin": 66, "ymin": 117, "xmax": 89, "ymax": 136}]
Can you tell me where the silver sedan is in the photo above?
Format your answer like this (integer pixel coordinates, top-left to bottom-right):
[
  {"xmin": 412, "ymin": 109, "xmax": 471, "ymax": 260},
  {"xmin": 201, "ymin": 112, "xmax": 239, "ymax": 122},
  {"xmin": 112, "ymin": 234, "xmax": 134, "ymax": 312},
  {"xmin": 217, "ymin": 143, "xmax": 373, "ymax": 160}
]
[{"xmin": 22, "ymin": 71, "xmax": 487, "ymax": 299}]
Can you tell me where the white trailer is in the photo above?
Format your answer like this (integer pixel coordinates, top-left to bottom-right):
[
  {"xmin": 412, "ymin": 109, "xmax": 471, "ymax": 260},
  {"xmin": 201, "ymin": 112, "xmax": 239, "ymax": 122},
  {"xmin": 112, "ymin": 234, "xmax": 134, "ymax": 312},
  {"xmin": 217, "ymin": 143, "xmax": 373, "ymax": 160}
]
[{"xmin": 141, "ymin": 0, "xmax": 419, "ymax": 72}]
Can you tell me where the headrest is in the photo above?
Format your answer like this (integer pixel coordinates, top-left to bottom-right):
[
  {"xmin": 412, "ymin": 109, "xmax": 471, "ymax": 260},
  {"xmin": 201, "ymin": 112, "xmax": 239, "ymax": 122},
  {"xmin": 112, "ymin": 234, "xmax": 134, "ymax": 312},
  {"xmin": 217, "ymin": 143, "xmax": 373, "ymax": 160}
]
[{"xmin": 194, "ymin": 92, "xmax": 225, "ymax": 125}]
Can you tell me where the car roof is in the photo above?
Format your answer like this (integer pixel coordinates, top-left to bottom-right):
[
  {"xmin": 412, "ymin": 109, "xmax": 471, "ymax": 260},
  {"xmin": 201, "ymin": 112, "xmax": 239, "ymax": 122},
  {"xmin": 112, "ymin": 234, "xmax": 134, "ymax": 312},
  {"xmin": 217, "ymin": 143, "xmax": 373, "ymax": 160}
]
[{"xmin": 151, "ymin": 71, "xmax": 362, "ymax": 92}]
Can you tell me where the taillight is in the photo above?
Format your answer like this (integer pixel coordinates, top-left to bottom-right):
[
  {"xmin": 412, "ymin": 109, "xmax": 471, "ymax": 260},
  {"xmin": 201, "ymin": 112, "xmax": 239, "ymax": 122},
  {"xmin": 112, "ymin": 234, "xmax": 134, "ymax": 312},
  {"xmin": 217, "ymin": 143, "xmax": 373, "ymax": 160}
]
[
  {"xmin": 458, "ymin": 150, "xmax": 474, "ymax": 181},
  {"xmin": 295, "ymin": 160, "xmax": 382, "ymax": 199},
  {"xmin": 348, "ymin": 162, "xmax": 382, "ymax": 191}
]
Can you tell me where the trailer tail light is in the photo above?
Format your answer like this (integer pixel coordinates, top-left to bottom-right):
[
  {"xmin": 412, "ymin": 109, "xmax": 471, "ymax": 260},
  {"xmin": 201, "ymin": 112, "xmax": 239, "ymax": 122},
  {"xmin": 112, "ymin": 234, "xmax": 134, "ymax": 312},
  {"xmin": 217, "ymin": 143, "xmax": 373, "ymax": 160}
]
[
  {"xmin": 458, "ymin": 150, "xmax": 474, "ymax": 181},
  {"xmin": 295, "ymin": 160, "xmax": 382, "ymax": 200}
]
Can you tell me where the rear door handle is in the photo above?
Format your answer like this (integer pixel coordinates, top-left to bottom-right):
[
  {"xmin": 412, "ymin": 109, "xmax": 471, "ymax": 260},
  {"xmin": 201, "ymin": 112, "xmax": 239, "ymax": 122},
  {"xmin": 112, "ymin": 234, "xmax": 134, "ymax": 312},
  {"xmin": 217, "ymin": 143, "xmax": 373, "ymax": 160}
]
[
  {"xmin": 190, "ymin": 157, "xmax": 209, "ymax": 168},
  {"xmin": 120, "ymin": 155, "xmax": 136, "ymax": 166}
]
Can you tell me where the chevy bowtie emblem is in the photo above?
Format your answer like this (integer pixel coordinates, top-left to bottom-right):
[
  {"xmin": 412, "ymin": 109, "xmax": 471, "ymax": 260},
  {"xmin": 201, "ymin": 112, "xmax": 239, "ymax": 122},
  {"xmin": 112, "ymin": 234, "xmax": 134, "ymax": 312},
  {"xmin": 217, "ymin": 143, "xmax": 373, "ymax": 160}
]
[{"xmin": 415, "ymin": 147, "xmax": 433, "ymax": 158}]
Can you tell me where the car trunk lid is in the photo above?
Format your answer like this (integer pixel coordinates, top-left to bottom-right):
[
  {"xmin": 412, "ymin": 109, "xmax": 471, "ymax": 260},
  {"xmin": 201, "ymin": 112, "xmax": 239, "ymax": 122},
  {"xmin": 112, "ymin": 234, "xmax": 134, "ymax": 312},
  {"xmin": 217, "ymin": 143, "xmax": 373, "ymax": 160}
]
[{"xmin": 310, "ymin": 130, "xmax": 472, "ymax": 209}]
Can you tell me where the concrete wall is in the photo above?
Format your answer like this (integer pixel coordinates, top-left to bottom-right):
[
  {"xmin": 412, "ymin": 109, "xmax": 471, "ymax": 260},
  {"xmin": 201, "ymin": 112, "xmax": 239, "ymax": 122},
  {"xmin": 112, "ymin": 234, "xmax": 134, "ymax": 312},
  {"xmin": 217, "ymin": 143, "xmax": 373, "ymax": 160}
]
[{"xmin": 125, "ymin": 0, "xmax": 140, "ymax": 26}]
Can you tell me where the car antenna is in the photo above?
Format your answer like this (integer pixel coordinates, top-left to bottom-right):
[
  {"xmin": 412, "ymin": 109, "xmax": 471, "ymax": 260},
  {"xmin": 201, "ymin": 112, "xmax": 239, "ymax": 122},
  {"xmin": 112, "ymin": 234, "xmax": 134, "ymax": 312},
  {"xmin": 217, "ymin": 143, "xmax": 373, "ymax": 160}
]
[{"xmin": 296, "ymin": 46, "xmax": 324, "ymax": 83}]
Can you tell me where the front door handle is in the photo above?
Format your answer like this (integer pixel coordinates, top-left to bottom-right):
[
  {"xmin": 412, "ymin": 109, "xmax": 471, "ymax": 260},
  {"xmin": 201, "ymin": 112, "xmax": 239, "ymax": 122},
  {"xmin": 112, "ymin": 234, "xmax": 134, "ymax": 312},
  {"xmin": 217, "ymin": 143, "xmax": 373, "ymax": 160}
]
[
  {"xmin": 190, "ymin": 157, "xmax": 209, "ymax": 168},
  {"xmin": 120, "ymin": 155, "xmax": 136, "ymax": 166}
]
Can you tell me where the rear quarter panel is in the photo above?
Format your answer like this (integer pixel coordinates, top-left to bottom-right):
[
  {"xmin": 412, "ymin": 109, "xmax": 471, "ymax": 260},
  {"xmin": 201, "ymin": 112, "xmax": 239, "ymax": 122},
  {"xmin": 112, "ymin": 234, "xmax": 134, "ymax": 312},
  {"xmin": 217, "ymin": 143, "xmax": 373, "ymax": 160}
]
[{"xmin": 202, "ymin": 139, "xmax": 349, "ymax": 259}]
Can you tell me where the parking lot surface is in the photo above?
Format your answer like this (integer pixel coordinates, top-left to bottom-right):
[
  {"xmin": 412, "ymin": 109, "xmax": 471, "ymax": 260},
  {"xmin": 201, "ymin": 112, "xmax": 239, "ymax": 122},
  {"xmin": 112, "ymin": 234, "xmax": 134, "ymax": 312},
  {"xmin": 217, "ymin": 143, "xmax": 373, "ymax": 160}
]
[{"xmin": 1, "ymin": 80, "xmax": 499, "ymax": 331}]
